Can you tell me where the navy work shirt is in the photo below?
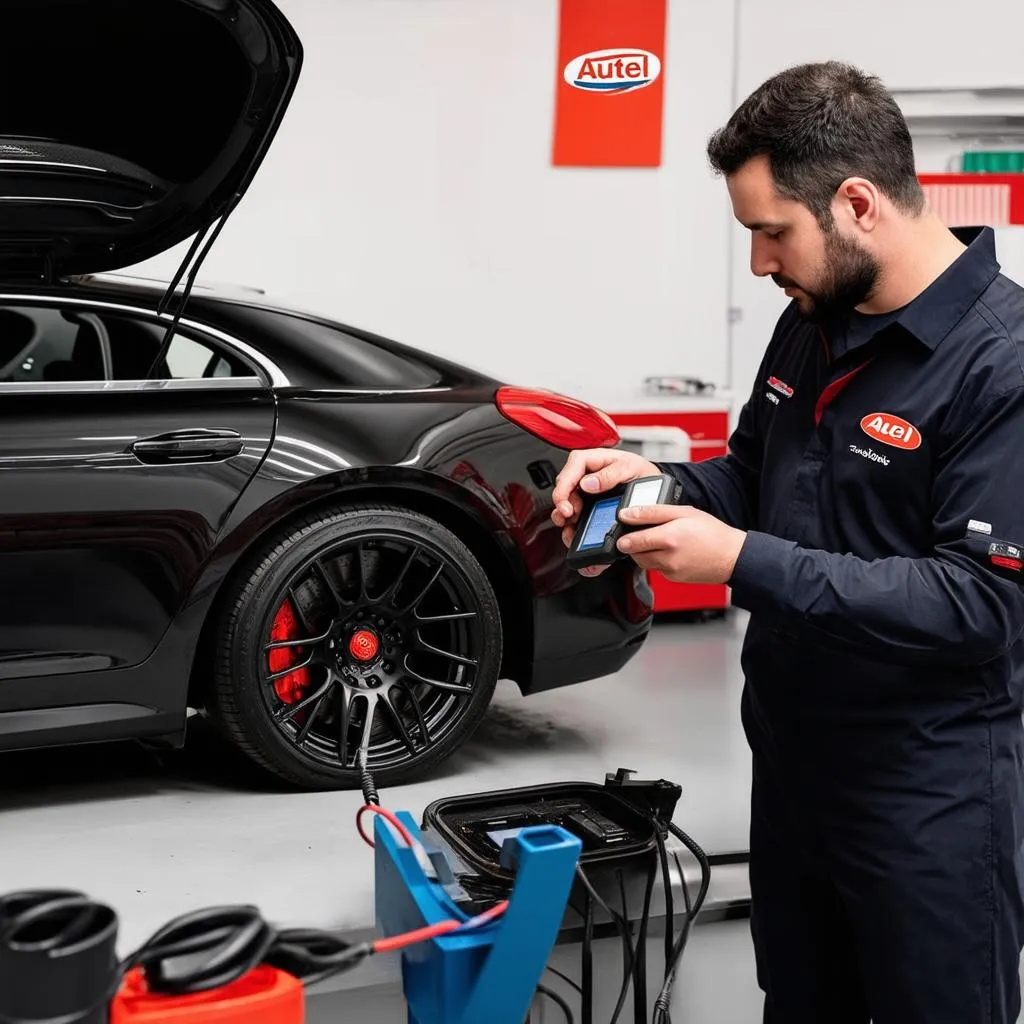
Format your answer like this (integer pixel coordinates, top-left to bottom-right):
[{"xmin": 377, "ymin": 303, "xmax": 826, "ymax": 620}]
[{"xmin": 664, "ymin": 225, "xmax": 1024, "ymax": 823}]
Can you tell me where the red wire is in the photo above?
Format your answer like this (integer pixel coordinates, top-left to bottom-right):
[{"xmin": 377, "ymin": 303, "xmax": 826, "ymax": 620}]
[
  {"xmin": 354, "ymin": 794, "xmax": 511, "ymax": 956},
  {"xmin": 373, "ymin": 919, "xmax": 463, "ymax": 953},
  {"xmin": 372, "ymin": 900, "xmax": 510, "ymax": 954},
  {"xmin": 357, "ymin": 804, "xmax": 416, "ymax": 848}
]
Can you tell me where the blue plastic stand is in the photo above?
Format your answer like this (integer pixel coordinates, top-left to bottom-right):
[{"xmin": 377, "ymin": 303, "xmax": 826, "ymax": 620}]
[{"xmin": 374, "ymin": 812, "xmax": 581, "ymax": 1024}]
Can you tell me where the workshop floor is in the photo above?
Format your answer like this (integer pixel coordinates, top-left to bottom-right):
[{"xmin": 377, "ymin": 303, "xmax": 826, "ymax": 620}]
[
  {"xmin": 0, "ymin": 611, "xmax": 752, "ymax": 950},
  {"xmin": 4, "ymin": 609, "xmax": 1024, "ymax": 1021}
]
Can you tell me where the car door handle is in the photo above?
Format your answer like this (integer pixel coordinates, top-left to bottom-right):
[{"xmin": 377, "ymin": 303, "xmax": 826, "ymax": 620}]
[{"xmin": 130, "ymin": 429, "xmax": 244, "ymax": 463}]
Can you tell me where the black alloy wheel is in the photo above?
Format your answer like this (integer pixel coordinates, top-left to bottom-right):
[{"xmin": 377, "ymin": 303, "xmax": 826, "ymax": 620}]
[{"xmin": 209, "ymin": 505, "xmax": 503, "ymax": 789}]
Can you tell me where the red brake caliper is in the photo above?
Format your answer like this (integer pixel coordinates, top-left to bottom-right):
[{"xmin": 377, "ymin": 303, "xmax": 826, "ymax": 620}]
[{"xmin": 268, "ymin": 599, "xmax": 311, "ymax": 704}]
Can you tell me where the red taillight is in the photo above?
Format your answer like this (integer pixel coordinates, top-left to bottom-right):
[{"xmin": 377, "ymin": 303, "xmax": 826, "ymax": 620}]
[{"xmin": 495, "ymin": 386, "xmax": 619, "ymax": 449}]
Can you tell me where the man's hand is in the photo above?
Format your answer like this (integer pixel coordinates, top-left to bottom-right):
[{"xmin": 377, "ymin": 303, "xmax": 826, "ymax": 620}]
[
  {"xmin": 616, "ymin": 504, "xmax": 746, "ymax": 584},
  {"xmin": 551, "ymin": 448, "xmax": 660, "ymax": 576}
]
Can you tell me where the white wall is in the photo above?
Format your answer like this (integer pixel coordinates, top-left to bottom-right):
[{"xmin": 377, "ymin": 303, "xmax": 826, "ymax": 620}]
[
  {"xmin": 124, "ymin": 0, "xmax": 1024, "ymax": 419},
  {"xmin": 125, "ymin": 0, "xmax": 738, "ymax": 413}
]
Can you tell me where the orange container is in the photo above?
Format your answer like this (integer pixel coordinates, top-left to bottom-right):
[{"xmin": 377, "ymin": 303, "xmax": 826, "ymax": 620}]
[{"xmin": 111, "ymin": 966, "xmax": 303, "ymax": 1024}]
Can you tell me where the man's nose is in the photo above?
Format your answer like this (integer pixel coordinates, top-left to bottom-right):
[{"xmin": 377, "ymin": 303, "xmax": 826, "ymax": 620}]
[{"xmin": 750, "ymin": 239, "xmax": 780, "ymax": 278}]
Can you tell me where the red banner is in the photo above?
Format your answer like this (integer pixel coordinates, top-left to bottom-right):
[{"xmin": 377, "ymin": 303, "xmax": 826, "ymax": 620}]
[{"xmin": 551, "ymin": 0, "xmax": 668, "ymax": 167}]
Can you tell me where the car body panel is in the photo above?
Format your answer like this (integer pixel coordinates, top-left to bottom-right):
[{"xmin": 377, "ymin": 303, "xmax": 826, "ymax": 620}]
[
  {"xmin": 0, "ymin": 384, "xmax": 276, "ymax": 675},
  {"xmin": 0, "ymin": 277, "xmax": 652, "ymax": 755}
]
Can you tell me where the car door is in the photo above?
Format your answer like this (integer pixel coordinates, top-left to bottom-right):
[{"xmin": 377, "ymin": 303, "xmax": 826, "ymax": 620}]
[{"xmin": 0, "ymin": 296, "xmax": 277, "ymax": 685}]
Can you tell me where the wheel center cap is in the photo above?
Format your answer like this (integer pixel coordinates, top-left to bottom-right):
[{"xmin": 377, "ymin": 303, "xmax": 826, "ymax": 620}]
[{"xmin": 348, "ymin": 629, "xmax": 380, "ymax": 663}]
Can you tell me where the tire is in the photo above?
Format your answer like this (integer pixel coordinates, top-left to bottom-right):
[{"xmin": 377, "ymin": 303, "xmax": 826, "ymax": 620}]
[{"xmin": 208, "ymin": 504, "xmax": 503, "ymax": 789}]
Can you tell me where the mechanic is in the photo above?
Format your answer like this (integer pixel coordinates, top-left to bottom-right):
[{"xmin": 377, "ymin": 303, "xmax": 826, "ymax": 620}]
[{"xmin": 552, "ymin": 61, "xmax": 1024, "ymax": 1024}]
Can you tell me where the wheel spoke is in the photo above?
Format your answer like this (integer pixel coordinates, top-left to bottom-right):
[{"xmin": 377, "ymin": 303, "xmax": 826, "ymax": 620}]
[
  {"xmin": 312, "ymin": 558, "xmax": 349, "ymax": 612},
  {"xmin": 381, "ymin": 690, "xmax": 418, "ymax": 756},
  {"xmin": 266, "ymin": 647, "xmax": 320, "ymax": 682},
  {"xmin": 415, "ymin": 635, "xmax": 478, "ymax": 667},
  {"xmin": 414, "ymin": 610, "xmax": 477, "ymax": 623},
  {"xmin": 396, "ymin": 562, "xmax": 444, "ymax": 617},
  {"xmin": 273, "ymin": 674, "xmax": 333, "ymax": 723},
  {"xmin": 382, "ymin": 546, "xmax": 419, "ymax": 606},
  {"xmin": 286, "ymin": 586, "xmax": 316, "ymax": 635},
  {"xmin": 399, "ymin": 684, "xmax": 432, "ymax": 747},
  {"xmin": 402, "ymin": 660, "xmax": 473, "ymax": 694},
  {"xmin": 356, "ymin": 543, "xmax": 370, "ymax": 602},
  {"xmin": 337, "ymin": 686, "xmax": 352, "ymax": 766},
  {"xmin": 296, "ymin": 676, "xmax": 336, "ymax": 745},
  {"xmin": 263, "ymin": 621, "xmax": 334, "ymax": 652},
  {"xmin": 357, "ymin": 693, "xmax": 380, "ymax": 756}
]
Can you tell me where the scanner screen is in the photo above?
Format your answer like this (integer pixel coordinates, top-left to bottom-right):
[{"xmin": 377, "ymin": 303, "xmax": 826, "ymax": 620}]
[{"xmin": 578, "ymin": 496, "xmax": 620, "ymax": 549}]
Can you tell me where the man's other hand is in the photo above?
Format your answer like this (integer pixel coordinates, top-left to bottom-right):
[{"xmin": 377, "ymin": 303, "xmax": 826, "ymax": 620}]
[{"xmin": 617, "ymin": 504, "xmax": 746, "ymax": 584}]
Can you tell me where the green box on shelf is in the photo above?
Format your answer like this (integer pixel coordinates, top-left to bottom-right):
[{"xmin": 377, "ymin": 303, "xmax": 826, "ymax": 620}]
[{"xmin": 962, "ymin": 151, "xmax": 1024, "ymax": 172}]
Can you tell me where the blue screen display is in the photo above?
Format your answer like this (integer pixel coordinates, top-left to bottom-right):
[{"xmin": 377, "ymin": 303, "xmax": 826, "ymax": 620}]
[{"xmin": 578, "ymin": 496, "xmax": 620, "ymax": 549}]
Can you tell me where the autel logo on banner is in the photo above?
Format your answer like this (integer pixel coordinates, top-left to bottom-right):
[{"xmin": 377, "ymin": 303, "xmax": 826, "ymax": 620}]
[
  {"xmin": 551, "ymin": 0, "xmax": 668, "ymax": 167},
  {"xmin": 563, "ymin": 49, "xmax": 662, "ymax": 93}
]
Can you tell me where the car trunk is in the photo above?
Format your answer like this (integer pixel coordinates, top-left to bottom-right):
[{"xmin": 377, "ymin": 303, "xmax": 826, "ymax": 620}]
[{"xmin": 0, "ymin": 0, "xmax": 302, "ymax": 283}]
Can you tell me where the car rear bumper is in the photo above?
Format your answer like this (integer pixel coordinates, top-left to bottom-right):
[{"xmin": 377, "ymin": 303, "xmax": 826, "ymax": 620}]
[{"xmin": 519, "ymin": 560, "xmax": 653, "ymax": 695}]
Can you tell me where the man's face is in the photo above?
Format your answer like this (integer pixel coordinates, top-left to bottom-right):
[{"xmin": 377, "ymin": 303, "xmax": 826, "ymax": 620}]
[{"xmin": 726, "ymin": 154, "xmax": 880, "ymax": 323}]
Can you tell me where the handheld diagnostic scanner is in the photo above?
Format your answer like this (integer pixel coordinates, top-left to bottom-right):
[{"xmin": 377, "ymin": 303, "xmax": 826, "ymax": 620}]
[{"xmin": 566, "ymin": 474, "xmax": 681, "ymax": 571}]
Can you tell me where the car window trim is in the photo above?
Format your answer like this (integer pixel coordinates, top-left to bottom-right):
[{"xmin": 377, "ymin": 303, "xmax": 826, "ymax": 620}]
[
  {"xmin": 0, "ymin": 294, "xmax": 289, "ymax": 389},
  {"xmin": 0, "ymin": 378, "xmax": 265, "ymax": 395}
]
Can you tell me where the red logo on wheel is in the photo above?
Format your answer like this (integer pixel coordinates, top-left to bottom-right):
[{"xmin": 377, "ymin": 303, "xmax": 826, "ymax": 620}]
[
  {"xmin": 860, "ymin": 412, "xmax": 921, "ymax": 450},
  {"xmin": 349, "ymin": 630, "xmax": 379, "ymax": 662}
]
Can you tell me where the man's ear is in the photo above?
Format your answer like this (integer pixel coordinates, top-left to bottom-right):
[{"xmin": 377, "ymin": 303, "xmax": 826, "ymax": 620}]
[{"xmin": 835, "ymin": 177, "xmax": 880, "ymax": 231}]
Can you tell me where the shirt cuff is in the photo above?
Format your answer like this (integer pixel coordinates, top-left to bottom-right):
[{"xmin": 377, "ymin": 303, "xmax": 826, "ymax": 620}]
[{"xmin": 728, "ymin": 530, "xmax": 798, "ymax": 614}]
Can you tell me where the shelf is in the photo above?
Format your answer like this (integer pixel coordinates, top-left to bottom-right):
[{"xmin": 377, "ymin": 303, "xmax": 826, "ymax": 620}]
[{"xmin": 893, "ymin": 86, "xmax": 1024, "ymax": 140}]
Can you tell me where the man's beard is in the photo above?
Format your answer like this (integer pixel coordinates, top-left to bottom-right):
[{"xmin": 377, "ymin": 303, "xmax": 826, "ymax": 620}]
[{"xmin": 773, "ymin": 231, "xmax": 880, "ymax": 324}]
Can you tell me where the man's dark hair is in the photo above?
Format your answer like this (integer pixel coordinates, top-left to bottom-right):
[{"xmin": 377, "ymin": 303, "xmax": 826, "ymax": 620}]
[{"xmin": 707, "ymin": 61, "xmax": 925, "ymax": 226}]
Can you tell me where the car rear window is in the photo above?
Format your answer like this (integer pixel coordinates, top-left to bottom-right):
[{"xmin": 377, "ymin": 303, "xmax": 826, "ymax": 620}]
[{"xmin": 250, "ymin": 309, "xmax": 444, "ymax": 389}]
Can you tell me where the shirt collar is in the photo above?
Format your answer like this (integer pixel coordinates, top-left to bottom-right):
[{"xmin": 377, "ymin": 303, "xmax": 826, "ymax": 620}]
[{"xmin": 893, "ymin": 225, "xmax": 1002, "ymax": 350}]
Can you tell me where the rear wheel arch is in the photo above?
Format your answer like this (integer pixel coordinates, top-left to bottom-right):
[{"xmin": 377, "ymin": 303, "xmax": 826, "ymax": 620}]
[{"xmin": 187, "ymin": 475, "xmax": 533, "ymax": 708}]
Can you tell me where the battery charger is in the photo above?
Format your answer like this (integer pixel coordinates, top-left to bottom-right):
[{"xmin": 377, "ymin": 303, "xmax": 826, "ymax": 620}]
[{"xmin": 421, "ymin": 772, "xmax": 682, "ymax": 884}]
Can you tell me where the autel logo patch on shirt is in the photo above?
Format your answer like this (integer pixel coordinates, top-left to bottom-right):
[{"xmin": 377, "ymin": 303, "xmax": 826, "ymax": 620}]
[
  {"xmin": 859, "ymin": 412, "xmax": 922, "ymax": 450},
  {"xmin": 767, "ymin": 376, "xmax": 794, "ymax": 398}
]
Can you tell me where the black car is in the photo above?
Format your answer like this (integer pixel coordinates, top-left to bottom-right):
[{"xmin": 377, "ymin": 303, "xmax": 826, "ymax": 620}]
[{"xmin": 0, "ymin": 0, "xmax": 652, "ymax": 788}]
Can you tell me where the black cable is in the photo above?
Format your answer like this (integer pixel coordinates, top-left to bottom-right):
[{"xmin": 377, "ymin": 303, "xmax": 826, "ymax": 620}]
[
  {"xmin": 651, "ymin": 822, "xmax": 712, "ymax": 1023},
  {"xmin": 574, "ymin": 865, "xmax": 637, "ymax": 1024},
  {"xmin": 605, "ymin": 869, "xmax": 635, "ymax": 1024},
  {"xmin": 654, "ymin": 827, "xmax": 674, "ymax": 973},
  {"xmin": 545, "ymin": 965, "xmax": 583, "ymax": 995},
  {"xmin": 534, "ymin": 983, "xmax": 575, "ymax": 1023},
  {"xmin": 356, "ymin": 746, "xmax": 379, "ymax": 806},
  {"xmin": 580, "ymin": 889, "xmax": 593, "ymax": 1024},
  {"xmin": 118, "ymin": 904, "xmax": 371, "ymax": 997},
  {"xmin": 632, "ymin": 851, "xmax": 657, "ymax": 1024}
]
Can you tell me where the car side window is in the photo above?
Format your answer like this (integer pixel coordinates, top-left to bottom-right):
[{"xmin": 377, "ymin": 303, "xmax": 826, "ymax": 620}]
[
  {"xmin": 0, "ymin": 306, "xmax": 106, "ymax": 382},
  {"xmin": 0, "ymin": 304, "xmax": 256, "ymax": 383},
  {"xmin": 99, "ymin": 314, "xmax": 254, "ymax": 381}
]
